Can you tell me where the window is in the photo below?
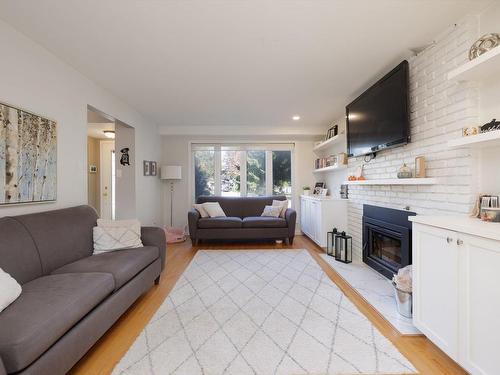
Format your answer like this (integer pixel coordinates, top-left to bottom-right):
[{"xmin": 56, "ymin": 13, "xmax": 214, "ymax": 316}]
[{"xmin": 192, "ymin": 143, "xmax": 294, "ymax": 202}]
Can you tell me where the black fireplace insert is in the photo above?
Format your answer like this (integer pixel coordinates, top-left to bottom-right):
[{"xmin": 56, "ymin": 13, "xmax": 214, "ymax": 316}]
[{"xmin": 362, "ymin": 205, "xmax": 416, "ymax": 279}]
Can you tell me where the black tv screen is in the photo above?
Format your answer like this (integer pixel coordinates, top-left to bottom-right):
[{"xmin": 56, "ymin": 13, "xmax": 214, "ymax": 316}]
[{"xmin": 347, "ymin": 61, "xmax": 409, "ymax": 157}]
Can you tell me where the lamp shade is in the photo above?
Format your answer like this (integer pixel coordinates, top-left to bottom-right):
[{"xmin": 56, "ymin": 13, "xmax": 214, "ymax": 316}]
[{"xmin": 161, "ymin": 165, "xmax": 182, "ymax": 180}]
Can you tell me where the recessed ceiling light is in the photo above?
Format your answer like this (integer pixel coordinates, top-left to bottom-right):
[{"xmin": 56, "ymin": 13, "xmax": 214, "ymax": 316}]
[
  {"xmin": 292, "ymin": 115, "xmax": 300, "ymax": 121},
  {"xmin": 103, "ymin": 130, "xmax": 115, "ymax": 139}
]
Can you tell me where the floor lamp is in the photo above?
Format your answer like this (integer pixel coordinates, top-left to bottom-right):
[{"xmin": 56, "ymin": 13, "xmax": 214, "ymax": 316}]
[{"xmin": 160, "ymin": 165, "xmax": 182, "ymax": 228}]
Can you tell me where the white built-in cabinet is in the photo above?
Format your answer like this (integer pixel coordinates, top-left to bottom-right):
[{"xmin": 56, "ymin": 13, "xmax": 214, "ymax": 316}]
[
  {"xmin": 300, "ymin": 195, "xmax": 347, "ymax": 248},
  {"xmin": 411, "ymin": 218, "xmax": 500, "ymax": 375}
]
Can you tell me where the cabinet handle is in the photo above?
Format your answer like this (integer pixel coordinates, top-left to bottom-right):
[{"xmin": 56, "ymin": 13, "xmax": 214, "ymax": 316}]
[
  {"xmin": 457, "ymin": 239, "xmax": 463, "ymax": 246},
  {"xmin": 446, "ymin": 237, "xmax": 453, "ymax": 244}
]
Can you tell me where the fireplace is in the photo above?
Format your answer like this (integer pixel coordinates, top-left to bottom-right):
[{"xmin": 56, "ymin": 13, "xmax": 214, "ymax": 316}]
[{"xmin": 362, "ymin": 205, "xmax": 416, "ymax": 279}]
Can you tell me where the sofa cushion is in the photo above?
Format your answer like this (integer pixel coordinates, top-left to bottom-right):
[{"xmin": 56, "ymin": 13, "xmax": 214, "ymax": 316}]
[
  {"xmin": 198, "ymin": 217, "xmax": 242, "ymax": 229},
  {"xmin": 0, "ymin": 217, "xmax": 42, "ymax": 285},
  {"xmin": 13, "ymin": 206, "xmax": 98, "ymax": 274},
  {"xmin": 196, "ymin": 196, "xmax": 287, "ymax": 218},
  {"xmin": 242, "ymin": 216, "xmax": 287, "ymax": 228},
  {"xmin": 51, "ymin": 246, "xmax": 159, "ymax": 290},
  {"xmin": 0, "ymin": 273, "xmax": 114, "ymax": 373}
]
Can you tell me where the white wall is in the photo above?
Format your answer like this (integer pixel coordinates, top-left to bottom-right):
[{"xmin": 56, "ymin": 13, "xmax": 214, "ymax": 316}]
[
  {"xmin": 160, "ymin": 135, "xmax": 316, "ymax": 231},
  {"xmin": 0, "ymin": 20, "xmax": 162, "ymax": 225}
]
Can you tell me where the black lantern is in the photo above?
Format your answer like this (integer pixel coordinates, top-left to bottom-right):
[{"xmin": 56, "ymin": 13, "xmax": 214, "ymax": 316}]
[
  {"xmin": 326, "ymin": 228, "xmax": 338, "ymax": 257},
  {"xmin": 335, "ymin": 231, "xmax": 352, "ymax": 263}
]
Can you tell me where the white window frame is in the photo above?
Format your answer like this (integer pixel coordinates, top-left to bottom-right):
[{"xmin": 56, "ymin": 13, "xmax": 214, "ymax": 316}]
[{"xmin": 190, "ymin": 142, "xmax": 294, "ymax": 205}]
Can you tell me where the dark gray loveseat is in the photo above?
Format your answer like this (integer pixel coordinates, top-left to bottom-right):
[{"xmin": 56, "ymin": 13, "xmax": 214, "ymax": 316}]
[
  {"xmin": 188, "ymin": 196, "xmax": 296, "ymax": 245},
  {"xmin": 0, "ymin": 205, "xmax": 166, "ymax": 375}
]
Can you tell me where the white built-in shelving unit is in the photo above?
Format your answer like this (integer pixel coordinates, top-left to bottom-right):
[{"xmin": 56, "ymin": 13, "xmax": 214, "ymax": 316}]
[
  {"xmin": 447, "ymin": 46, "xmax": 500, "ymax": 84},
  {"xmin": 343, "ymin": 178, "xmax": 437, "ymax": 186},
  {"xmin": 313, "ymin": 133, "xmax": 347, "ymax": 174},
  {"xmin": 448, "ymin": 129, "xmax": 500, "ymax": 149}
]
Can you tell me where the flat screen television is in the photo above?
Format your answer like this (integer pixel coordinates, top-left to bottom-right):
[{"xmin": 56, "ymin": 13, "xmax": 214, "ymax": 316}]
[{"xmin": 346, "ymin": 60, "xmax": 409, "ymax": 157}]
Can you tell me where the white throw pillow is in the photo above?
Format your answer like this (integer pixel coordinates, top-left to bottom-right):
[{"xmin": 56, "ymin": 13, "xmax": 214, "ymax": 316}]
[
  {"xmin": 202, "ymin": 202, "xmax": 226, "ymax": 218},
  {"xmin": 0, "ymin": 267, "xmax": 22, "ymax": 313},
  {"xmin": 272, "ymin": 199, "xmax": 288, "ymax": 218},
  {"xmin": 261, "ymin": 205, "xmax": 282, "ymax": 217},
  {"xmin": 93, "ymin": 219, "xmax": 143, "ymax": 253},
  {"xmin": 193, "ymin": 204, "xmax": 209, "ymax": 218}
]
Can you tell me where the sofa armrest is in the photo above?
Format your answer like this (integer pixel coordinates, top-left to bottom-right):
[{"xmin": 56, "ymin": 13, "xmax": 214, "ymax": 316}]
[
  {"xmin": 141, "ymin": 227, "xmax": 167, "ymax": 271},
  {"xmin": 0, "ymin": 356, "xmax": 6, "ymax": 375},
  {"xmin": 285, "ymin": 208, "xmax": 297, "ymax": 238},
  {"xmin": 188, "ymin": 209, "xmax": 201, "ymax": 241}
]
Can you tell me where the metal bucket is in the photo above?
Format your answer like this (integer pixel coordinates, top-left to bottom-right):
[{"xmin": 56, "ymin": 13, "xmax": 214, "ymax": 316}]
[{"xmin": 393, "ymin": 282, "xmax": 412, "ymax": 318}]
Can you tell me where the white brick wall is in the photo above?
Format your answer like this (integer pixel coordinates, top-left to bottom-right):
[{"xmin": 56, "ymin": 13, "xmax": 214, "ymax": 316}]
[{"xmin": 347, "ymin": 16, "xmax": 480, "ymax": 260}]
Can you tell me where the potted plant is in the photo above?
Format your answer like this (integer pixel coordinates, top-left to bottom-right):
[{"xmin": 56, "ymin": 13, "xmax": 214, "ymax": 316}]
[{"xmin": 303, "ymin": 186, "xmax": 311, "ymax": 196}]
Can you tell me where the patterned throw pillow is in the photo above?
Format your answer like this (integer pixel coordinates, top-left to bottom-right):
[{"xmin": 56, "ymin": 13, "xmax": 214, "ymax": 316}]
[
  {"xmin": 93, "ymin": 219, "xmax": 143, "ymax": 253},
  {"xmin": 272, "ymin": 199, "xmax": 288, "ymax": 218},
  {"xmin": 193, "ymin": 203, "xmax": 209, "ymax": 218},
  {"xmin": 261, "ymin": 205, "xmax": 282, "ymax": 217},
  {"xmin": 202, "ymin": 202, "xmax": 227, "ymax": 218},
  {"xmin": 0, "ymin": 267, "xmax": 22, "ymax": 313}
]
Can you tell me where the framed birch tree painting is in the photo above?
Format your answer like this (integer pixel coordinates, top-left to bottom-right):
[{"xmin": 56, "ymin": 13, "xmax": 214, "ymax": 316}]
[{"xmin": 0, "ymin": 102, "xmax": 57, "ymax": 205}]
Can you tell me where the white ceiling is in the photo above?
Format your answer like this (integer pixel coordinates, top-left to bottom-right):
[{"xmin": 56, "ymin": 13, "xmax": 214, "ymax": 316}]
[
  {"xmin": 88, "ymin": 122, "xmax": 115, "ymax": 139},
  {"xmin": 0, "ymin": 0, "xmax": 492, "ymax": 134}
]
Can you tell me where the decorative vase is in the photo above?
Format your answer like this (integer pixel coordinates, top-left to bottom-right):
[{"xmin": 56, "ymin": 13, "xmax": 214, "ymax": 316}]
[{"xmin": 397, "ymin": 163, "xmax": 413, "ymax": 179}]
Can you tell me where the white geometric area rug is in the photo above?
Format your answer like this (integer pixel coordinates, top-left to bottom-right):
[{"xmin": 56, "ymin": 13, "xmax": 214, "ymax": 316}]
[{"xmin": 113, "ymin": 250, "xmax": 416, "ymax": 375}]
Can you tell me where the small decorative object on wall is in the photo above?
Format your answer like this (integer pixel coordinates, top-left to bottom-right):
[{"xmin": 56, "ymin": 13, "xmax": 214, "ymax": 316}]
[
  {"xmin": 469, "ymin": 33, "xmax": 500, "ymax": 60},
  {"xmin": 414, "ymin": 156, "xmax": 426, "ymax": 178},
  {"xmin": 302, "ymin": 186, "xmax": 311, "ymax": 196},
  {"xmin": 335, "ymin": 231, "xmax": 352, "ymax": 264},
  {"xmin": 397, "ymin": 163, "xmax": 413, "ymax": 178},
  {"xmin": 480, "ymin": 118, "xmax": 500, "ymax": 133},
  {"xmin": 149, "ymin": 161, "xmax": 157, "ymax": 176},
  {"xmin": 326, "ymin": 227, "xmax": 338, "ymax": 257},
  {"xmin": 120, "ymin": 148, "xmax": 130, "ymax": 166},
  {"xmin": 89, "ymin": 165, "xmax": 97, "ymax": 173},
  {"xmin": 143, "ymin": 160, "xmax": 151, "ymax": 176},
  {"xmin": 0, "ymin": 102, "xmax": 57, "ymax": 205}
]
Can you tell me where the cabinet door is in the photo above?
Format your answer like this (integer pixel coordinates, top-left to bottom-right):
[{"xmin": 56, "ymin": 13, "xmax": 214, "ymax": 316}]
[
  {"xmin": 458, "ymin": 234, "xmax": 500, "ymax": 375},
  {"xmin": 310, "ymin": 201, "xmax": 320, "ymax": 243},
  {"xmin": 301, "ymin": 199, "xmax": 311, "ymax": 237},
  {"xmin": 300, "ymin": 199, "xmax": 307, "ymax": 235},
  {"xmin": 412, "ymin": 223, "xmax": 459, "ymax": 360}
]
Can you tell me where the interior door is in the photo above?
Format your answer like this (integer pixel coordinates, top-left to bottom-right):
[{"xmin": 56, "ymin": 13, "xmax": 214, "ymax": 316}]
[
  {"xmin": 100, "ymin": 141, "xmax": 115, "ymax": 220},
  {"xmin": 412, "ymin": 223, "xmax": 459, "ymax": 360}
]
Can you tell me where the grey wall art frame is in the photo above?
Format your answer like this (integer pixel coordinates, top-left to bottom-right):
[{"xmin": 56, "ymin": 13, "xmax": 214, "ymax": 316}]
[{"xmin": 0, "ymin": 102, "xmax": 57, "ymax": 205}]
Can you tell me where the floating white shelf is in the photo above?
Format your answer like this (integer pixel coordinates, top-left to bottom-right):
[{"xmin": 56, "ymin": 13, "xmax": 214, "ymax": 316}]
[
  {"xmin": 448, "ymin": 130, "xmax": 500, "ymax": 149},
  {"xmin": 313, "ymin": 133, "xmax": 345, "ymax": 153},
  {"xmin": 313, "ymin": 164, "xmax": 347, "ymax": 173},
  {"xmin": 343, "ymin": 178, "xmax": 437, "ymax": 186},
  {"xmin": 448, "ymin": 46, "xmax": 500, "ymax": 83}
]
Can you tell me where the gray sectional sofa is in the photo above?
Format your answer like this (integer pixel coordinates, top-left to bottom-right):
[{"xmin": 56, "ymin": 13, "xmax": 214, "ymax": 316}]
[
  {"xmin": 188, "ymin": 196, "xmax": 296, "ymax": 245},
  {"xmin": 0, "ymin": 205, "xmax": 166, "ymax": 375}
]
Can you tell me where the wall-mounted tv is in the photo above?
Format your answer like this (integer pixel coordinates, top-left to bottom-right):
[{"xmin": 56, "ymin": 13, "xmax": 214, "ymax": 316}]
[{"xmin": 346, "ymin": 60, "xmax": 409, "ymax": 157}]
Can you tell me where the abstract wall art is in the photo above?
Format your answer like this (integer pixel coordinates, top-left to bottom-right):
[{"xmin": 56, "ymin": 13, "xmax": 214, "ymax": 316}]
[{"xmin": 0, "ymin": 102, "xmax": 57, "ymax": 205}]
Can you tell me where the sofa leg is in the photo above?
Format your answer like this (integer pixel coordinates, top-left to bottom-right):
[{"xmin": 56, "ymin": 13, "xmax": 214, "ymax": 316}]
[
  {"xmin": 289, "ymin": 237, "xmax": 294, "ymax": 245},
  {"xmin": 284, "ymin": 238, "xmax": 290, "ymax": 245},
  {"xmin": 154, "ymin": 275, "xmax": 161, "ymax": 285},
  {"xmin": 193, "ymin": 238, "xmax": 199, "ymax": 246}
]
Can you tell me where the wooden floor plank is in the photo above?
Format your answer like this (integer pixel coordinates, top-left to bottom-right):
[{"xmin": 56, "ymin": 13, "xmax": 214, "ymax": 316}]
[{"xmin": 69, "ymin": 235, "xmax": 465, "ymax": 375}]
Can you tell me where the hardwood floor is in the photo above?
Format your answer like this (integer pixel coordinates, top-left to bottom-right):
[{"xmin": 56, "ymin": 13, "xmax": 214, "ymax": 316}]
[{"xmin": 69, "ymin": 235, "xmax": 465, "ymax": 375}]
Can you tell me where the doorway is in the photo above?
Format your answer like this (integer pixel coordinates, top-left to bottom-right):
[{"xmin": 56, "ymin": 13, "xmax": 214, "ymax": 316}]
[
  {"xmin": 87, "ymin": 106, "xmax": 136, "ymax": 220},
  {"xmin": 87, "ymin": 108, "xmax": 116, "ymax": 219}
]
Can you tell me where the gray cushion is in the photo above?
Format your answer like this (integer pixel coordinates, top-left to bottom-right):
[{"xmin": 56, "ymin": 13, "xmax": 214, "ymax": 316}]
[
  {"xmin": 0, "ymin": 273, "xmax": 114, "ymax": 373},
  {"xmin": 242, "ymin": 216, "xmax": 288, "ymax": 228},
  {"xmin": 51, "ymin": 246, "xmax": 159, "ymax": 290},
  {"xmin": 196, "ymin": 196, "xmax": 287, "ymax": 218},
  {"xmin": 198, "ymin": 217, "xmax": 242, "ymax": 229},
  {"xmin": 0, "ymin": 218, "xmax": 42, "ymax": 284},
  {"xmin": 14, "ymin": 205, "xmax": 98, "ymax": 274}
]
